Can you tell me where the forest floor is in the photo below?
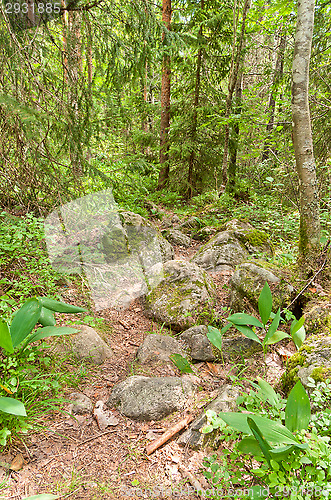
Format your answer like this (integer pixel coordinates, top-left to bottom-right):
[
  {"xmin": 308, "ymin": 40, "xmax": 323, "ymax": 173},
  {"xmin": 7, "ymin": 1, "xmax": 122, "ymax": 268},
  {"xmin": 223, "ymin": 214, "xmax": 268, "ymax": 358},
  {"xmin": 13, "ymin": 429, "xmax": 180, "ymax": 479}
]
[{"xmin": 0, "ymin": 222, "xmax": 289, "ymax": 500}]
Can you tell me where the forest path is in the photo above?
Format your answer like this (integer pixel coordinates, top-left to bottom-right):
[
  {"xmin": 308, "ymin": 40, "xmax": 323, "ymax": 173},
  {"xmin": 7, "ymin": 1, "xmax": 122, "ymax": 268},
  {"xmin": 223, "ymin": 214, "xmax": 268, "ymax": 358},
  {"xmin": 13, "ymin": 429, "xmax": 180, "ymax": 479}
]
[{"xmin": 1, "ymin": 220, "xmax": 267, "ymax": 500}]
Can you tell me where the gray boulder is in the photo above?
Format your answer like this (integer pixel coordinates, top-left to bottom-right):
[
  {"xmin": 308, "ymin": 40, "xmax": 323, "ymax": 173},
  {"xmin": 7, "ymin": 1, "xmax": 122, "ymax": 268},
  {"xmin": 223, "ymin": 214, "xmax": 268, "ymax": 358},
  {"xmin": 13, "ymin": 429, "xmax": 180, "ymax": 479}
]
[
  {"xmin": 192, "ymin": 227, "xmax": 217, "ymax": 242},
  {"xmin": 119, "ymin": 210, "xmax": 174, "ymax": 262},
  {"xmin": 71, "ymin": 326, "xmax": 114, "ymax": 365},
  {"xmin": 221, "ymin": 336, "xmax": 262, "ymax": 361},
  {"xmin": 191, "ymin": 220, "xmax": 272, "ymax": 272},
  {"xmin": 162, "ymin": 229, "xmax": 191, "ymax": 247},
  {"xmin": 229, "ymin": 262, "xmax": 293, "ymax": 313},
  {"xmin": 180, "ymin": 326, "xmax": 215, "ymax": 362},
  {"xmin": 107, "ymin": 376, "xmax": 195, "ymax": 421},
  {"xmin": 177, "ymin": 385, "xmax": 240, "ymax": 450},
  {"xmin": 136, "ymin": 334, "xmax": 186, "ymax": 364},
  {"xmin": 191, "ymin": 230, "xmax": 248, "ymax": 272},
  {"xmin": 144, "ymin": 260, "xmax": 217, "ymax": 331}
]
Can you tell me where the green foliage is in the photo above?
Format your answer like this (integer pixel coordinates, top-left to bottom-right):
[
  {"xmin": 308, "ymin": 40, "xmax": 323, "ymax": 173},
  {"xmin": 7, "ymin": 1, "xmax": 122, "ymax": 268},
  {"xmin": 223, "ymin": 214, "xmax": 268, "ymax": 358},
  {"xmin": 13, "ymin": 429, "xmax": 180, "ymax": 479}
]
[
  {"xmin": 0, "ymin": 297, "xmax": 86, "ymax": 446},
  {"xmin": 0, "ymin": 297, "xmax": 85, "ymax": 354},
  {"xmin": 207, "ymin": 283, "xmax": 306, "ymax": 363},
  {"xmin": 0, "ymin": 213, "xmax": 66, "ymax": 317},
  {"xmin": 169, "ymin": 353, "xmax": 194, "ymax": 374},
  {"xmin": 202, "ymin": 378, "xmax": 331, "ymax": 499}
]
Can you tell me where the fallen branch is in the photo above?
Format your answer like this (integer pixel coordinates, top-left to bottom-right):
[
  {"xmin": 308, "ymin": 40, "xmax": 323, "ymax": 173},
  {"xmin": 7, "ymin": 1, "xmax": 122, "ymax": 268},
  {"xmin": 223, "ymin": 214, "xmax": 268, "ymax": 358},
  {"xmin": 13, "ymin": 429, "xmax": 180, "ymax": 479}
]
[{"xmin": 146, "ymin": 415, "xmax": 193, "ymax": 455}]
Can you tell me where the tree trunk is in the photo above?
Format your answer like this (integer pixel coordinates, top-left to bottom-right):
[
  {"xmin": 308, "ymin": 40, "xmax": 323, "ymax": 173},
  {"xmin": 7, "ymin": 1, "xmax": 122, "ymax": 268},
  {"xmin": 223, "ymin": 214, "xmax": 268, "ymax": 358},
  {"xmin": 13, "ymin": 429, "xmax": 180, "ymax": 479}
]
[
  {"xmin": 157, "ymin": 0, "xmax": 172, "ymax": 190},
  {"xmin": 227, "ymin": 69, "xmax": 243, "ymax": 194},
  {"xmin": 187, "ymin": 0, "xmax": 204, "ymax": 200},
  {"xmin": 221, "ymin": 0, "xmax": 250, "ymax": 187},
  {"xmin": 292, "ymin": 0, "xmax": 320, "ymax": 262},
  {"xmin": 262, "ymin": 31, "xmax": 286, "ymax": 162}
]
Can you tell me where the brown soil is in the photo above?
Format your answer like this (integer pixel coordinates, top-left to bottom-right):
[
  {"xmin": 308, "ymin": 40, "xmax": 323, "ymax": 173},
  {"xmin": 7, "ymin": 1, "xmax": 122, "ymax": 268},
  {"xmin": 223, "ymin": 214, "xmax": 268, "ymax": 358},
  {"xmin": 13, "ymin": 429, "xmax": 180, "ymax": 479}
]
[{"xmin": 0, "ymin": 238, "xmax": 286, "ymax": 500}]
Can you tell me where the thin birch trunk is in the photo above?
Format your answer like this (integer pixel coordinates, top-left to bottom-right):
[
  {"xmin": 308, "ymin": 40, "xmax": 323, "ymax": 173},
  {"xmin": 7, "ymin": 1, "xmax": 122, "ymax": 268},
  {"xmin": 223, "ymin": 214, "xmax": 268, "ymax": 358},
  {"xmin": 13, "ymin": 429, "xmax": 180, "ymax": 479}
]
[{"xmin": 292, "ymin": 0, "xmax": 320, "ymax": 262}]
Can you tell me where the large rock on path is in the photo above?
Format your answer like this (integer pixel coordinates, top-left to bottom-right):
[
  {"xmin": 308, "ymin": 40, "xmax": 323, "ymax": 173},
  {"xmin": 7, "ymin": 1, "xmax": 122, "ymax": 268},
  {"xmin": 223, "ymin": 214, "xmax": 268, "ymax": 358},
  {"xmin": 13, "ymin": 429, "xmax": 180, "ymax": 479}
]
[
  {"xmin": 107, "ymin": 376, "xmax": 195, "ymax": 420},
  {"xmin": 71, "ymin": 326, "xmax": 114, "ymax": 365},
  {"xmin": 191, "ymin": 220, "xmax": 272, "ymax": 272},
  {"xmin": 119, "ymin": 210, "xmax": 174, "ymax": 263},
  {"xmin": 191, "ymin": 230, "xmax": 248, "ymax": 272},
  {"xmin": 230, "ymin": 262, "xmax": 293, "ymax": 313},
  {"xmin": 144, "ymin": 260, "xmax": 217, "ymax": 331},
  {"xmin": 136, "ymin": 334, "xmax": 186, "ymax": 364},
  {"xmin": 180, "ymin": 326, "xmax": 215, "ymax": 362}
]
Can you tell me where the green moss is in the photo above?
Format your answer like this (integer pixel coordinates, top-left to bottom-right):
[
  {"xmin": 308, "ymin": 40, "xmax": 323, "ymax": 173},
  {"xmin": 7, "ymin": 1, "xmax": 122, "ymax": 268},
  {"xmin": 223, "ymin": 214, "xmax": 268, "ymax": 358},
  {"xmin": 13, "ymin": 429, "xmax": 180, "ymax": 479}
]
[
  {"xmin": 280, "ymin": 351, "xmax": 306, "ymax": 394},
  {"xmin": 245, "ymin": 229, "xmax": 269, "ymax": 247},
  {"xmin": 310, "ymin": 366, "xmax": 331, "ymax": 382},
  {"xmin": 281, "ymin": 366, "xmax": 300, "ymax": 395}
]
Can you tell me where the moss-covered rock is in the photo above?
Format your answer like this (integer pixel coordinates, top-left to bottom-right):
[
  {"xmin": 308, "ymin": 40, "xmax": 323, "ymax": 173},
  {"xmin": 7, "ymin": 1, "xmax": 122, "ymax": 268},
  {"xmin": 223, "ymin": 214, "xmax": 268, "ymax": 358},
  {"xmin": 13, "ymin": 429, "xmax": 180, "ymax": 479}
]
[
  {"xmin": 191, "ymin": 230, "xmax": 249, "ymax": 271},
  {"xmin": 191, "ymin": 220, "xmax": 273, "ymax": 272},
  {"xmin": 224, "ymin": 219, "xmax": 273, "ymax": 255},
  {"xmin": 281, "ymin": 331, "xmax": 331, "ymax": 393},
  {"xmin": 229, "ymin": 262, "xmax": 293, "ymax": 313},
  {"xmin": 303, "ymin": 299, "xmax": 331, "ymax": 337},
  {"xmin": 119, "ymin": 210, "xmax": 174, "ymax": 262},
  {"xmin": 143, "ymin": 260, "xmax": 217, "ymax": 331}
]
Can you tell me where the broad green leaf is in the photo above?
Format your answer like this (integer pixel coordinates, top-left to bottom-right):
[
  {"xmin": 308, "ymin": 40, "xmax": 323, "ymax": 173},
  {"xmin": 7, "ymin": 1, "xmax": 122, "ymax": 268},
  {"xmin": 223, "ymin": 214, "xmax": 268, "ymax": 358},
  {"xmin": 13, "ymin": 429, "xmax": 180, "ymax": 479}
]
[
  {"xmin": 218, "ymin": 412, "xmax": 306, "ymax": 447},
  {"xmin": 0, "ymin": 319, "xmax": 14, "ymax": 353},
  {"xmin": 247, "ymin": 417, "xmax": 272, "ymax": 465},
  {"xmin": 38, "ymin": 297, "xmax": 87, "ymax": 313},
  {"xmin": 227, "ymin": 313, "xmax": 263, "ymax": 328},
  {"xmin": 38, "ymin": 307, "xmax": 56, "ymax": 327},
  {"xmin": 0, "ymin": 397, "xmax": 26, "ymax": 416},
  {"xmin": 291, "ymin": 317, "xmax": 306, "ymax": 349},
  {"xmin": 207, "ymin": 326, "xmax": 223, "ymax": 351},
  {"xmin": 263, "ymin": 308, "xmax": 280, "ymax": 345},
  {"xmin": 290, "ymin": 316, "xmax": 305, "ymax": 336},
  {"xmin": 292, "ymin": 325, "xmax": 306, "ymax": 349},
  {"xmin": 237, "ymin": 436, "xmax": 262, "ymax": 456},
  {"xmin": 256, "ymin": 377, "xmax": 279, "ymax": 406},
  {"xmin": 169, "ymin": 353, "xmax": 193, "ymax": 373},
  {"xmin": 10, "ymin": 298, "xmax": 41, "ymax": 348},
  {"xmin": 285, "ymin": 381, "xmax": 311, "ymax": 432},
  {"xmin": 23, "ymin": 495, "xmax": 59, "ymax": 500},
  {"xmin": 218, "ymin": 412, "xmax": 252, "ymax": 434},
  {"xmin": 269, "ymin": 445, "xmax": 295, "ymax": 462},
  {"xmin": 258, "ymin": 282, "xmax": 272, "ymax": 326},
  {"xmin": 28, "ymin": 326, "xmax": 79, "ymax": 344},
  {"xmin": 233, "ymin": 324, "xmax": 262, "ymax": 344},
  {"xmin": 220, "ymin": 323, "xmax": 232, "ymax": 335},
  {"xmin": 265, "ymin": 331, "xmax": 290, "ymax": 345}
]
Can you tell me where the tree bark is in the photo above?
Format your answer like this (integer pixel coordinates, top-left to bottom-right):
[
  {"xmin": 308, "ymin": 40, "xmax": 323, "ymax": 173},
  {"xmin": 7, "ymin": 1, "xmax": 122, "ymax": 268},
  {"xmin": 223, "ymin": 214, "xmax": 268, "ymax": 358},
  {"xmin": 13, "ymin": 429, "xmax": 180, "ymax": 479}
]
[
  {"xmin": 292, "ymin": 0, "xmax": 320, "ymax": 262},
  {"xmin": 227, "ymin": 69, "xmax": 243, "ymax": 193},
  {"xmin": 262, "ymin": 31, "xmax": 286, "ymax": 162},
  {"xmin": 157, "ymin": 0, "xmax": 172, "ymax": 190},
  {"xmin": 187, "ymin": 0, "xmax": 204, "ymax": 200},
  {"xmin": 221, "ymin": 0, "xmax": 250, "ymax": 188}
]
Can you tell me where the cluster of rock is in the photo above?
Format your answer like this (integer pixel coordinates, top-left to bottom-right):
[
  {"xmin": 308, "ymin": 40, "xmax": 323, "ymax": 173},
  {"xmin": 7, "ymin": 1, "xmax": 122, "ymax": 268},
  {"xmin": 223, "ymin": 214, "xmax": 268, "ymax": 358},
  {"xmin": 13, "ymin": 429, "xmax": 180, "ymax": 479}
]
[{"xmin": 67, "ymin": 211, "xmax": 313, "ymax": 450}]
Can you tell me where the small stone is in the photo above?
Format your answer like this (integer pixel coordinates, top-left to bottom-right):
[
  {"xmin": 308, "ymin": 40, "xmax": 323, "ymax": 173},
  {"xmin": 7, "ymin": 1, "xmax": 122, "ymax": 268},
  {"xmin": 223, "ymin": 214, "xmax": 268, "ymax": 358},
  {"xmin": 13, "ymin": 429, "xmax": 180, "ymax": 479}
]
[
  {"xmin": 69, "ymin": 392, "xmax": 93, "ymax": 415},
  {"xmin": 180, "ymin": 325, "xmax": 215, "ymax": 362},
  {"xmin": 71, "ymin": 326, "xmax": 114, "ymax": 365},
  {"xmin": 177, "ymin": 385, "xmax": 240, "ymax": 450},
  {"xmin": 136, "ymin": 334, "xmax": 186, "ymax": 364}
]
